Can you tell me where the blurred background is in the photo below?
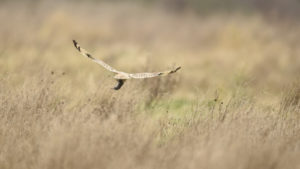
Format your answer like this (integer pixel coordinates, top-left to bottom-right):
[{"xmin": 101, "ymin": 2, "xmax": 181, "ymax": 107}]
[{"xmin": 0, "ymin": 0, "xmax": 299, "ymax": 101}]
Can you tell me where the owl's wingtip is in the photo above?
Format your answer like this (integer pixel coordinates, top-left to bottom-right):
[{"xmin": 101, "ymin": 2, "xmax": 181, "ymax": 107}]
[{"xmin": 175, "ymin": 66, "xmax": 181, "ymax": 72}]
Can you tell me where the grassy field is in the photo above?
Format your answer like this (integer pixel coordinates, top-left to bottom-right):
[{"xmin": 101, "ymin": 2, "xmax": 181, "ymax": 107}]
[{"xmin": 0, "ymin": 1, "xmax": 300, "ymax": 169}]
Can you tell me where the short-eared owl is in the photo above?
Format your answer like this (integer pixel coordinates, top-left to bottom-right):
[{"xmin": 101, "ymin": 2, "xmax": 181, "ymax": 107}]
[{"xmin": 73, "ymin": 40, "xmax": 181, "ymax": 90}]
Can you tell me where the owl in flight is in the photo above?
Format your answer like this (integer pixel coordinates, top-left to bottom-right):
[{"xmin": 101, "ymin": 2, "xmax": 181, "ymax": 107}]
[{"xmin": 73, "ymin": 40, "xmax": 181, "ymax": 90}]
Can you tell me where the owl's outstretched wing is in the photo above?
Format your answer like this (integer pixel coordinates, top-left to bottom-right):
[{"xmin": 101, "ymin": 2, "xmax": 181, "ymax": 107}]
[
  {"xmin": 129, "ymin": 67, "xmax": 181, "ymax": 79},
  {"xmin": 73, "ymin": 40, "xmax": 120, "ymax": 74},
  {"xmin": 73, "ymin": 40, "xmax": 181, "ymax": 82}
]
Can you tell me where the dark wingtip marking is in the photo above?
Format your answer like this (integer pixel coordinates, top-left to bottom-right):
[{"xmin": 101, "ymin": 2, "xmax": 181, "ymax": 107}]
[
  {"xmin": 175, "ymin": 66, "xmax": 181, "ymax": 72},
  {"xmin": 86, "ymin": 53, "xmax": 92, "ymax": 58},
  {"xmin": 170, "ymin": 66, "xmax": 181, "ymax": 73},
  {"xmin": 72, "ymin": 40, "xmax": 77, "ymax": 47},
  {"xmin": 72, "ymin": 40, "xmax": 80, "ymax": 51}
]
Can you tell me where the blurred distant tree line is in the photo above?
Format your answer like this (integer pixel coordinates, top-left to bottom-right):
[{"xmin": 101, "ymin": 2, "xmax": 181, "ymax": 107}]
[
  {"xmin": 158, "ymin": 0, "xmax": 300, "ymax": 18},
  {"xmin": 2, "ymin": 0, "xmax": 300, "ymax": 18}
]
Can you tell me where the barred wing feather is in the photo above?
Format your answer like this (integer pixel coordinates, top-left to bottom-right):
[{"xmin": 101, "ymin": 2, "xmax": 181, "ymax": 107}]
[
  {"xmin": 129, "ymin": 67, "xmax": 181, "ymax": 79},
  {"xmin": 73, "ymin": 40, "xmax": 120, "ymax": 73}
]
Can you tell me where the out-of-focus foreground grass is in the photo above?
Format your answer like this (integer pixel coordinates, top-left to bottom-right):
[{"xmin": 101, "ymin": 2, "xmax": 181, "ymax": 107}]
[{"xmin": 0, "ymin": 1, "xmax": 300, "ymax": 169}]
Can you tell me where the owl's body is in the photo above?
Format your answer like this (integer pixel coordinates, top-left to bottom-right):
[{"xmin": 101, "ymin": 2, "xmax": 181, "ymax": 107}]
[{"xmin": 114, "ymin": 72, "xmax": 131, "ymax": 80}]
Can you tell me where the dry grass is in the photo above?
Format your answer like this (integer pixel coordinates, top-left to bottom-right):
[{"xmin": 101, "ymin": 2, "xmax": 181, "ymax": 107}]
[{"xmin": 0, "ymin": 1, "xmax": 300, "ymax": 169}]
